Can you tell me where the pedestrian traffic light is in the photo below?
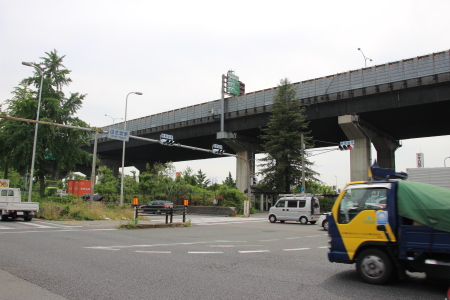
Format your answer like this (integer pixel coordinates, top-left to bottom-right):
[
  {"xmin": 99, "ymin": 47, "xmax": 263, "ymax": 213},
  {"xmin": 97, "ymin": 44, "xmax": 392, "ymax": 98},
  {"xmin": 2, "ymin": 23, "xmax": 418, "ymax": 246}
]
[
  {"xmin": 339, "ymin": 141, "xmax": 354, "ymax": 150},
  {"xmin": 160, "ymin": 133, "xmax": 175, "ymax": 145},
  {"xmin": 239, "ymin": 81, "xmax": 245, "ymax": 95}
]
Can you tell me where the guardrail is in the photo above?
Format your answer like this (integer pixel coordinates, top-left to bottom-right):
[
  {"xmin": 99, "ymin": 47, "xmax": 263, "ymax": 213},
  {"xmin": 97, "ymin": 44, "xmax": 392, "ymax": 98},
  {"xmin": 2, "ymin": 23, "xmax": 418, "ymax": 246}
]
[
  {"xmin": 100, "ymin": 50, "xmax": 450, "ymax": 137},
  {"xmin": 134, "ymin": 206, "xmax": 188, "ymax": 224}
]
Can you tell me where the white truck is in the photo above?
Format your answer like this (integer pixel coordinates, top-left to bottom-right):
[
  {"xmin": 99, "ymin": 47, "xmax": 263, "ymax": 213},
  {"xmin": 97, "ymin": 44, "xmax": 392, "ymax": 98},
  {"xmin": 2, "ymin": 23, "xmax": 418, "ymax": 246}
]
[{"xmin": 0, "ymin": 188, "xmax": 39, "ymax": 221}]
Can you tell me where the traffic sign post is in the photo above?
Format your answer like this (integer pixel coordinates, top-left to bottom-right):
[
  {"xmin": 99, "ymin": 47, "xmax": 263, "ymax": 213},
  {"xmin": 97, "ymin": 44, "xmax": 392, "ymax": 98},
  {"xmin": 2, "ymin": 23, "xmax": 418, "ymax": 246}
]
[{"xmin": 227, "ymin": 71, "xmax": 239, "ymax": 95}]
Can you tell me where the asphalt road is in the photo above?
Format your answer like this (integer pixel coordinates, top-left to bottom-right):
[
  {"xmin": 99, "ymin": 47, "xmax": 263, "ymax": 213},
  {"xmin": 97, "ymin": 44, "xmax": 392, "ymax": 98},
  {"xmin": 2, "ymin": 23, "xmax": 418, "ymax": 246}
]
[{"xmin": 0, "ymin": 214, "xmax": 447, "ymax": 300}]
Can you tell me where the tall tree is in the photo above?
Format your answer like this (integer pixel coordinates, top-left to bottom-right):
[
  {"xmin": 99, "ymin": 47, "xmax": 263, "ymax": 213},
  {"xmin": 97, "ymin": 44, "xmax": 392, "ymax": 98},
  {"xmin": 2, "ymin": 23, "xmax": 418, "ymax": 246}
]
[
  {"xmin": 259, "ymin": 78, "xmax": 318, "ymax": 193},
  {"xmin": 222, "ymin": 172, "xmax": 236, "ymax": 188},
  {"xmin": 2, "ymin": 50, "xmax": 91, "ymax": 196},
  {"xmin": 195, "ymin": 169, "xmax": 210, "ymax": 188}
]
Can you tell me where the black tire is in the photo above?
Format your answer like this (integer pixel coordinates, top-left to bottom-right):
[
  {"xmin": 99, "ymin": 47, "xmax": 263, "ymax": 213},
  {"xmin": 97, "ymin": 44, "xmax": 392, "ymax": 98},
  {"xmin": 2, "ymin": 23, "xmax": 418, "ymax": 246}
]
[
  {"xmin": 323, "ymin": 220, "xmax": 329, "ymax": 231},
  {"xmin": 0, "ymin": 215, "xmax": 8, "ymax": 221},
  {"xmin": 300, "ymin": 216, "xmax": 308, "ymax": 225},
  {"xmin": 269, "ymin": 215, "xmax": 277, "ymax": 223},
  {"xmin": 356, "ymin": 248, "xmax": 393, "ymax": 285},
  {"xmin": 24, "ymin": 215, "xmax": 32, "ymax": 222}
]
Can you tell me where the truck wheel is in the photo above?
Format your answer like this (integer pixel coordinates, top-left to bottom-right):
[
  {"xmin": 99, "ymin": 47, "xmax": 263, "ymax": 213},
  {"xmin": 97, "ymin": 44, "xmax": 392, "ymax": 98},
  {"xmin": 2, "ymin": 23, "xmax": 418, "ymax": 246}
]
[
  {"xmin": 323, "ymin": 220, "xmax": 329, "ymax": 231},
  {"xmin": 0, "ymin": 215, "xmax": 8, "ymax": 221},
  {"xmin": 356, "ymin": 248, "xmax": 393, "ymax": 285},
  {"xmin": 24, "ymin": 216, "xmax": 32, "ymax": 222},
  {"xmin": 300, "ymin": 217, "xmax": 308, "ymax": 225},
  {"xmin": 269, "ymin": 215, "xmax": 277, "ymax": 223}
]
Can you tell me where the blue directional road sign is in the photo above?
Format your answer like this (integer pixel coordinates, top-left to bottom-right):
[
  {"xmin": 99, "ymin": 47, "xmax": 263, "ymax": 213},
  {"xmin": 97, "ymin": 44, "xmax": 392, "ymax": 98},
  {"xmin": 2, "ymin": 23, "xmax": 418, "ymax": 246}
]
[{"xmin": 108, "ymin": 129, "xmax": 130, "ymax": 142}]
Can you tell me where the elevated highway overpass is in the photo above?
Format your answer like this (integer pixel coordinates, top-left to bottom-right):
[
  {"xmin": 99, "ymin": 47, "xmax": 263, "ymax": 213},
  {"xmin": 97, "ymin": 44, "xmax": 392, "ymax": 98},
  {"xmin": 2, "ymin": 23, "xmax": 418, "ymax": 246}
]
[{"xmin": 83, "ymin": 50, "xmax": 450, "ymax": 191}]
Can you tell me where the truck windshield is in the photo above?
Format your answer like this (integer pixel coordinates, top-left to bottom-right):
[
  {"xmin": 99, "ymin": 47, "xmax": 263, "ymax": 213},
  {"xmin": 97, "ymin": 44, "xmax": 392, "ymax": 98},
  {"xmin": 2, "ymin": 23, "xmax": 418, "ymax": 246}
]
[{"xmin": 338, "ymin": 187, "xmax": 387, "ymax": 224}]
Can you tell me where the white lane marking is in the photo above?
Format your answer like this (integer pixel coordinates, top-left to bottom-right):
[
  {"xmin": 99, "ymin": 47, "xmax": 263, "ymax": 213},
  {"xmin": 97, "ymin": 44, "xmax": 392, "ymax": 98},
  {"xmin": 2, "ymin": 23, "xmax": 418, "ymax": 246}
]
[
  {"xmin": 305, "ymin": 235, "xmax": 323, "ymax": 237},
  {"xmin": 213, "ymin": 240, "xmax": 247, "ymax": 243},
  {"xmin": 258, "ymin": 239, "xmax": 280, "ymax": 242},
  {"xmin": 33, "ymin": 221, "xmax": 82, "ymax": 228},
  {"xmin": 0, "ymin": 226, "xmax": 15, "ymax": 230},
  {"xmin": 208, "ymin": 245, "xmax": 235, "ymax": 248},
  {"xmin": 238, "ymin": 250, "xmax": 270, "ymax": 253},
  {"xmin": 285, "ymin": 237, "xmax": 302, "ymax": 240},
  {"xmin": 192, "ymin": 217, "xmax": 266, "ymax": 226},
  {"xmin": 318, "ymin": 246, "xmax": 328, "ymax": 249},
  {"xmin": 135, "ymin": 251, "xmax": 172, "ymax": 254},
  {"xmin": 0, "ymin": 228, "xmax": 117, "ymax": 234},
  {"xmin": 19, "ymin": 222, "xmax": 54, "ymax": 228},
  {"xmin": 283, "ymin": 248, "xmax": 311, "ymax": 251},
  {"xmin": 189, "ymin": 251, "xmax": 224, "ymax": 254}
]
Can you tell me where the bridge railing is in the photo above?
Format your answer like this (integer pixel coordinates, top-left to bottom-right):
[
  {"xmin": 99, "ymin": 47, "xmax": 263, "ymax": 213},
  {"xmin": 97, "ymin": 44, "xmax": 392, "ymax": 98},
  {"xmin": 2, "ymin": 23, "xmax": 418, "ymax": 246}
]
[{"xmin": 99, "ymin": 50, "xmax": 450, "ymax": 139}]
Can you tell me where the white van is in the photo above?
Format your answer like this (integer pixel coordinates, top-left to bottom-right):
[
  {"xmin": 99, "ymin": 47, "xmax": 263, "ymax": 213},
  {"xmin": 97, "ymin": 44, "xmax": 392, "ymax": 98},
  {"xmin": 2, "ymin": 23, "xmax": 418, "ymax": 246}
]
[{"xmin": 268, "ymin": 194, "xmax": 321, "ymax": 224}]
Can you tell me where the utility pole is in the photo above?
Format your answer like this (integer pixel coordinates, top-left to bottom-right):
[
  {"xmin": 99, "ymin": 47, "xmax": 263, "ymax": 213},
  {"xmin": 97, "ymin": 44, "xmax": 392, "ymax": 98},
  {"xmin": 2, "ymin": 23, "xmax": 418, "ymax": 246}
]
[{"xmin": 301, "ymin": 134, "xmax": 305, "ymax": 194}]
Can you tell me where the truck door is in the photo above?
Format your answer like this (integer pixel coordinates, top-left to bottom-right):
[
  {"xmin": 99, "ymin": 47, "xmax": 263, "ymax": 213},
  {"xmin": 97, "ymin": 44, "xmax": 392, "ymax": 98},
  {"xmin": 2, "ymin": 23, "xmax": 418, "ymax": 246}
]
[{"xmin": 332, "ymin": 184, "xmax": 396, "ymax": 261}]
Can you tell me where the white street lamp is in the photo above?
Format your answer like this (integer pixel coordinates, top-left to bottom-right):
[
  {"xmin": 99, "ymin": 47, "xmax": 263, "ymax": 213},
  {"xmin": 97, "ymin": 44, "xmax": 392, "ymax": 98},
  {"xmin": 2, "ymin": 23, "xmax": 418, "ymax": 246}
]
[
  {"xmin": 105, "ymin": 114, "xmax": 123, "ymax": 127},
  {"xmin": 120, "ymin": 92, "xmax": 143, "ymax": 205},
  {"xmin": 357, "ymin": 48, "xmax": 373, "ymax": 67},
  {"xmin": 22, "ymin": 61, "xmax": 45, "ymax": 202}
]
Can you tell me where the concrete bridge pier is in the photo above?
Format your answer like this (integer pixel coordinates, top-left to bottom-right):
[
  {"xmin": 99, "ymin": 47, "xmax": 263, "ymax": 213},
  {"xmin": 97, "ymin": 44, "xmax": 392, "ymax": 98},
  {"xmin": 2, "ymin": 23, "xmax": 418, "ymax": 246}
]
[
  {"xmin": 360, "ymin": 121, "xmax": 401, "ymax": 170},
  {"xmin": 338, "ymin": 115, "xmax": 372, "ymax": 181},
  {"xmin": 338, "ymin": 114, "xmax": 401, "ymax": 181},
  {"xmin": 220, "ymin": 138, "xmax": 259, "ymax": 198}
]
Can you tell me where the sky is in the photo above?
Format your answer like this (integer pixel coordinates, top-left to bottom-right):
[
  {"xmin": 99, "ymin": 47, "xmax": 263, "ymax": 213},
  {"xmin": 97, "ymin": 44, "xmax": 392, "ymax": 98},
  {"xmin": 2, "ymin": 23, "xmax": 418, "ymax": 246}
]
[{"xmin": 1, "ymin": 0, "xmax": 450, "ymax": 189}]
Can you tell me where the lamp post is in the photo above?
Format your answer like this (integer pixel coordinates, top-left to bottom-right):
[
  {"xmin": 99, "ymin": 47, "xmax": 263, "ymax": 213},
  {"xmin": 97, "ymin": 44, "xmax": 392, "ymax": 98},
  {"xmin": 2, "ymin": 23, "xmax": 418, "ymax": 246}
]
[
  {"xmin": 445, "ymin": 157, "xmax": 450, "ymax": 167},
  {"xmin": 105, "ymin": 114, "xmax": 123, "ymax": 127},
  {"xmin": 22, "ymin": 61, "xmax": 45, "ymax": 202},
  {"xmin": 357, "ymin": 48, "xmax": 373, "ymax": 67},
  {"xmin": 120, "ymin": 92, "xmax": 143, "ymax": 205}
]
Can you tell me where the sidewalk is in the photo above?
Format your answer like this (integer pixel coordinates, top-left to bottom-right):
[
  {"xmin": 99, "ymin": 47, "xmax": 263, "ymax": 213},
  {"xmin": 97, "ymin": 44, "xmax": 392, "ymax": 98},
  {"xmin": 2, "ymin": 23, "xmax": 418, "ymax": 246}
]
[{"xmin": 0, "ymin": 269, "xmax": 68, "ymax": 300}]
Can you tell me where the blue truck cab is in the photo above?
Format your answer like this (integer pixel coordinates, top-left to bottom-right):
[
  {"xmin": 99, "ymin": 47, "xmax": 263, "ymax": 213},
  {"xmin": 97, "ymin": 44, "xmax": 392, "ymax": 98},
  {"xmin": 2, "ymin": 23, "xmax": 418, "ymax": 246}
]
[{"xmin": 327, "ymin": 166, "xmax": 450, "ymax": 285}]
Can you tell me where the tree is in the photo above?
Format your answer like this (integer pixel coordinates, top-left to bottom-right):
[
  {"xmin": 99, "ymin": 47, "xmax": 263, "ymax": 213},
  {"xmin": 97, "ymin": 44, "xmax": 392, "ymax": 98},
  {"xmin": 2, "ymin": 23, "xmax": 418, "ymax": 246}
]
[
  {"xmin": 259, "ymin": 78, "xmax": 318, "ymax": 193},
  {"xmin": 222, "ymin": 172, "xmax": 236, "ymax": 188},
  {"xmin": 181, "ymin": 166, "xmax": 197, "ymax": 186},
  {"xmin": 195, "ymin": 169, "xmax": 210, "ymax": 188},
  {"xmin": 95, "ymin": 168, "xmax": 119, "ymax": 200},
  {"xmin": 1, "ymin": 50, "xmax": 91, "ymax": 196}
]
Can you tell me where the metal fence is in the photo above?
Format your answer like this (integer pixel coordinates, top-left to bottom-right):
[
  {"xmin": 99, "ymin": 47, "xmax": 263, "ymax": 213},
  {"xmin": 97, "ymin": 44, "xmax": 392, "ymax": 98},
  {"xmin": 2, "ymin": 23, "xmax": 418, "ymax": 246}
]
[{"xmin": 101, "ymin": 50, "xmax": 450, "ymax": 138}]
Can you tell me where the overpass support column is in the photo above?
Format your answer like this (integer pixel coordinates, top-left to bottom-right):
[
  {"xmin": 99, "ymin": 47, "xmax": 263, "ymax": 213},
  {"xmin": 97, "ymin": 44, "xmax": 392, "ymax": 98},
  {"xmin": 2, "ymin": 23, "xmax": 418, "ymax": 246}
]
[
  {"xmin": 235, "ymin": 150, "xmax": 254, "ymax": 193},
  {"xmin": 220, "ymin": 138, "xmax": 259, "ymax": 198},
  {"xmin": 338, "ymin": 115, "xmax": 372, "ymax": 181},
  {"xmin": 338, "ymin": 115, "xmax": 401, "ymax": 180},
  {"xmin": 362, "ymin": 125, "xmax": 401, "ymax": 170}
]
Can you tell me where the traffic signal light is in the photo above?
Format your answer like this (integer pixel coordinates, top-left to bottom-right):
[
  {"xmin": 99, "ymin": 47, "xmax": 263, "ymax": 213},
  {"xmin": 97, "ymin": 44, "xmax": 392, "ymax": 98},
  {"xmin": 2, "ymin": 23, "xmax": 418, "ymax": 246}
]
[
  {"xmin": 251, "ymin": 175, "xmax": 258, "ymax": 185},
  {"xmin": 212, "ymin": 144, "xmax": 225, "ymax": 155},
  {"xmin": 239, "ymin": 81, "xmax": 245, "ymax": 95},
  {"xmin": 339, "ymin": 144, "xmax": 354, "ymax": 150},
  {"xmin": 161, "ymin": 138, "xmax": 175, "ymax": 145},
  {"xmin": 160, "ymin": 133, "xmax": 175, "ymax": 145},
  {"xmin": 339, "ymin": 141, "xmax": 354, "ymax": 150}
]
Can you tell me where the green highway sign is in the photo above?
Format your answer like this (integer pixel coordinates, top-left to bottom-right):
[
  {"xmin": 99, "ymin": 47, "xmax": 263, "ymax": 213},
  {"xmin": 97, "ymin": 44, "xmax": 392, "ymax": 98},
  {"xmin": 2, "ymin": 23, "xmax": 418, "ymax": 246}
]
[{"xmin": 227, "ymin": 71, "xmax": 239, "ymax": 95}]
